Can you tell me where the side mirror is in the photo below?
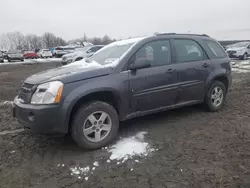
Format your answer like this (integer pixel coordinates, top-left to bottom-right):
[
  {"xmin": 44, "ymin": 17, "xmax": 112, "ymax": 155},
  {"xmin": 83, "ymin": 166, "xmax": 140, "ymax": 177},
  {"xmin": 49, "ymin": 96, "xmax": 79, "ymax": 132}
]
[
  {"xmin": 129, "ymin": 58, "xmax": 151, "ymax": 71},
  {"xmin": 247, "ymin": 46, "xmax": 250, "ymax": 49}
]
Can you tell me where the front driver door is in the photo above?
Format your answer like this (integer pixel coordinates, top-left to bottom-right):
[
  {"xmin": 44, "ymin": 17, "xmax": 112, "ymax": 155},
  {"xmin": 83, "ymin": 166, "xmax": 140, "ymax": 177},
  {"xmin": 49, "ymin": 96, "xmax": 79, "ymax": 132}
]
[{"xmin": 129, "ymin": 39, "xmax": 179, "ymax": 112}]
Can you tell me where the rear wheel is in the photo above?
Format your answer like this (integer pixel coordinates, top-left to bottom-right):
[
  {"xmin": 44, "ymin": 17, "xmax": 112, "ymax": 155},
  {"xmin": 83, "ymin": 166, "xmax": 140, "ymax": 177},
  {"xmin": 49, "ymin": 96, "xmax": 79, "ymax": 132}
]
[
  {"xmin": 204, "ymin": 81, "xmax": 226, "ymax": 112},
  {"xmin": 71, "ymin": 101, "xmax": 119, "ymax": 149}
]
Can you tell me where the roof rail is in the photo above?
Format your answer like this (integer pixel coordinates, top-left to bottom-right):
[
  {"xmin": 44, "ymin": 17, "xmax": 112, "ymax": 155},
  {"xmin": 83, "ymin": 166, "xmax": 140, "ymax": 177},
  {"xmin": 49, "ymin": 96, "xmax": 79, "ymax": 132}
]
[{"xmin": 156, "ymin": 33, "xmax": 210, "ymax": 37}]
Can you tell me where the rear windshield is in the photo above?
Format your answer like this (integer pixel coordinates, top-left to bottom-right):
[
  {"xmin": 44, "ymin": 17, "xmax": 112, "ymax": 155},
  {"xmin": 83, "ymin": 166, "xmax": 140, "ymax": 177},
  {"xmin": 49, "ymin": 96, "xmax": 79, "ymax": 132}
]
[{"xmin": 204, "ymin": 40, "xmax": 227, "ymax": 58}]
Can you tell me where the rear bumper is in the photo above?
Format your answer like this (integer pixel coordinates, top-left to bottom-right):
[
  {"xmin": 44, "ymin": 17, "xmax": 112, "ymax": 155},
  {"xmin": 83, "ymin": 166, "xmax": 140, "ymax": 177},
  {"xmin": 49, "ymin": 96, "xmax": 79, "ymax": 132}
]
[{"xmin": 13, "ymin": 97, "xmax": 67, "ymax": 135}]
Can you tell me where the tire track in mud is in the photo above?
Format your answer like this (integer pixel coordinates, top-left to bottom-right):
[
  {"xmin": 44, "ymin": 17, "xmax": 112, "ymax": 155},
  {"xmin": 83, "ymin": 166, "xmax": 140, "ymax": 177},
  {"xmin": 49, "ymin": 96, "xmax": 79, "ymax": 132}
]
[{"xmin": 0, "ymin": 62, "xmax": 250, "ymax": 187}]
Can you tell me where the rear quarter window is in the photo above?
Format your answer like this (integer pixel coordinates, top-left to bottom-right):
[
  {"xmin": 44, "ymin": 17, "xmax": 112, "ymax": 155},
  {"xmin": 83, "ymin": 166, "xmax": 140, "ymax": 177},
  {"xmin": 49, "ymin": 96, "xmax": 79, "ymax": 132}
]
[{"xmin": 204, "ymin": 40, "xmax": 227, "ymax": 58}]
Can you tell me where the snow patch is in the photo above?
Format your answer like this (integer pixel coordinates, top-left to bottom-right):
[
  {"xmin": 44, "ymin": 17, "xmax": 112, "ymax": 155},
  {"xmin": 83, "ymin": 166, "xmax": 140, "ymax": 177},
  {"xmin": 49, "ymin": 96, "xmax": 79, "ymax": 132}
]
[
  {"xmin": 232, "ymin": 68, "xmax": 250, "ymax": 73},
  {"xmin": 231, "ymin": 60, "xmax": 250, "ymax": 73},
  {"xmin": 108, "ymin": 132, "xmax": 155, "ymax": 162},
  {"xmin": 93, "ymin": 161, "xmax": 99, "ymax": 167},
  {"xmin": 70, "ymin": 166, "xmax": 90, "ymax": 176},
  {"xmin": 0, "ymin": 100, "xmax": 13, "ymax": 106}
]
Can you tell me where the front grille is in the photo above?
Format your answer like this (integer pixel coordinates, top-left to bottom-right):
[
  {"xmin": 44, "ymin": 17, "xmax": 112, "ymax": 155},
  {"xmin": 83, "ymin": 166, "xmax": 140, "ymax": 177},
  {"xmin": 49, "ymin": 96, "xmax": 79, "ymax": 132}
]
[
  {"xmin": 19, "ymin": 83, "xmax": 36, "ymax": 103},
  {"xmin": 227, "ymin": 50, "xmax": 236, "ymax": 54}
]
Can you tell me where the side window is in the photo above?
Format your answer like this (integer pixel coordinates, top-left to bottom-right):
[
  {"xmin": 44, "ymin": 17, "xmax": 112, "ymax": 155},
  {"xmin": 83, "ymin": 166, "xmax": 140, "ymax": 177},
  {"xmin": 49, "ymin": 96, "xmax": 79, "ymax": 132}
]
[
  {"xmin": 97, "ymin": 46, "xmax": 103, "ymax": 51},
  {"xmin": 205, "ymin": 40, "xmax": 227, "ymax": 58},
  {"xmin": 174, "ymin": 39, "xmax": 206, "ymax": 63},
  {"xmin": 134, "ymin": 40, "xmax": 171, "ymax": 67}
]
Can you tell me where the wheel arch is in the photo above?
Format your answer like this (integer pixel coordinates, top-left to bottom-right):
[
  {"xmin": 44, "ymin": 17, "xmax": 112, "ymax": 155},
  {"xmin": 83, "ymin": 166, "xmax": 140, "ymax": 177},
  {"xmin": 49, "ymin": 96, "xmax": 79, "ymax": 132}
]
[
  {"xmin": 64, "ymin": 89, "xmax": 121, "ymax": 133},
  {"xmin": 206, "ymin": 73, "xmax": 229, "ymax": 93}
]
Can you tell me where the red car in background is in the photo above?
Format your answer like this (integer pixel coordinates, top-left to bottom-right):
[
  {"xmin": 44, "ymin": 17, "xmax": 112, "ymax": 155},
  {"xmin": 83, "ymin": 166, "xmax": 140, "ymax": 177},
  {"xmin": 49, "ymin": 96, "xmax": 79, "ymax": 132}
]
[{"xmin": 23, "ymin": 51, "xmax": 38, "ymax": 59}]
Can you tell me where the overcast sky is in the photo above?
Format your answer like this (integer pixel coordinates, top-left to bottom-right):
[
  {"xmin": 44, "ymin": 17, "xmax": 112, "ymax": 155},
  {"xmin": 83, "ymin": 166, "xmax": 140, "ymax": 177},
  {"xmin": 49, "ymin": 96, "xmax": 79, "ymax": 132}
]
[{"xmin": 0, "ymin": 0, "xmax": 250, "ymax": 40}]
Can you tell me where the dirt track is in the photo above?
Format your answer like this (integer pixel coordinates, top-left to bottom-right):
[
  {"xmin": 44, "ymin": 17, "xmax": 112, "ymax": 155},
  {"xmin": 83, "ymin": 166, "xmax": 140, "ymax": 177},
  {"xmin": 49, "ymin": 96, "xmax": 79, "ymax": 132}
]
[{"xmin": 0, "ymin": 61, "xmax": 250, "ymax": 188}]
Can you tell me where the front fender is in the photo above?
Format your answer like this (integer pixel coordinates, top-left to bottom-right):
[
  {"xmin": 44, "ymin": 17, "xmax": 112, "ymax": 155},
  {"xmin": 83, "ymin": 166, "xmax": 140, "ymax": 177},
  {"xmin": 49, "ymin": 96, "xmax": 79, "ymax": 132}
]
[{"xmin": 61, "ymin": 79, "xmax": 121, "ymax": 131}]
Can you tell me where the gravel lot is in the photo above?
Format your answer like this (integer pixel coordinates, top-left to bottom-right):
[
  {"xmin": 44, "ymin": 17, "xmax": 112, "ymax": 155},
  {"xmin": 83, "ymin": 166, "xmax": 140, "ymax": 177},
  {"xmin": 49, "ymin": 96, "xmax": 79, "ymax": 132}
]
[{"xmin": 0, "ymin": 60, "xmax": 250, "ymax": 188}]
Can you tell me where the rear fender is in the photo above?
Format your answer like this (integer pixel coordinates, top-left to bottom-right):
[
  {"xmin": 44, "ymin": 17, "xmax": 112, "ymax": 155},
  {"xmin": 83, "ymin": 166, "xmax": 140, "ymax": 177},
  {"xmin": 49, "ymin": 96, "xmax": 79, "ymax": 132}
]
[{"xmin": 205, "ymin": 69, "xmax": 227, "ymax": 93}]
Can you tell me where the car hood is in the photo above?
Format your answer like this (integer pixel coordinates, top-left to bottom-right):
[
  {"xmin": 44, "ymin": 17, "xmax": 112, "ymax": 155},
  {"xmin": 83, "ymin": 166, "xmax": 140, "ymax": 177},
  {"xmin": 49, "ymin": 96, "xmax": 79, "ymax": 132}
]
[
  {"xmin": 226, "ymin": 47, "xmax": 246, "ymax": 51},
  {"xmin": 25, "ymin": 60, "xmax": 113, "ymax": 85}
]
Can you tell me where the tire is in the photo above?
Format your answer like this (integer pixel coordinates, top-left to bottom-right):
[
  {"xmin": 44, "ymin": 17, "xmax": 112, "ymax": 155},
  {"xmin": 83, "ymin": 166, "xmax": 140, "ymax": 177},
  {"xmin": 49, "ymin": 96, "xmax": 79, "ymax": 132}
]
[
  {"xmin": 204, "ymin": 81, "xmax": 226, "ymax": 112},
  {"xmin": 71, "ymin": 101, "xmax": 119, "ymax": 149},
  {"xmin": 241, "ymin": 53, "xmax": 248, "ymax": 60},
  {"xmin": 8, "ymin": 58, "xmax": 11, "ymax": 62},
  {"xmin": 75, "ymin": 57, "xmax": 83, "ymax": 62},
  {"xmin": 21, "ymin": 59, "xmax": 24, "ymax": 62}
]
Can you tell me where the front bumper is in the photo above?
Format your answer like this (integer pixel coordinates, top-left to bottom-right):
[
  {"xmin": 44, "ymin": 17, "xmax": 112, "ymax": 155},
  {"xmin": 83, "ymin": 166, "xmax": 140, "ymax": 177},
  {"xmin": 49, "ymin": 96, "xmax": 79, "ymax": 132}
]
[
  {"xmin": 13, "ymin": 97, "xmax": 67, "ymax": 135},
  {"xmin": 228, "ymin": 53, "xmax": 244, "ymax": 59},
  {"xmin": 9, "ymin": 57, "xmax": 24, "ymax": 60},
  {"xmin": 61, "ymin": 58, "xmax": 73, "ymax": 65}
]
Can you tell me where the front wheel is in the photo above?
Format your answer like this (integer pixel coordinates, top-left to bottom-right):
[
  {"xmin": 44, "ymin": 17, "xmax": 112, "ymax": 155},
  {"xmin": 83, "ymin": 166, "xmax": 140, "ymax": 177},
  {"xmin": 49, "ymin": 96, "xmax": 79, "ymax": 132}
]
[
  {"xmin": 71, "ymin": 101, "xmax": 119, "ymax": 149},
  {"xmin": 241, "ymin": 53, "xmax": 248, "ymax": 60},
  {"xmin": 204, "ymin": 81, "xmax": 226, "ymax": 112}
]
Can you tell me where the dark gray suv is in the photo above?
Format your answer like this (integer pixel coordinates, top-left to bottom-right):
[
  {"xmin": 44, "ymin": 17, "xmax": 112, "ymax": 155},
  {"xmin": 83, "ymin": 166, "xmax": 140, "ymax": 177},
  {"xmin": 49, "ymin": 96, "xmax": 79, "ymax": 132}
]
[{"xmin": 13, "ymin": 33, "xmax": 232, "ymax": 149}]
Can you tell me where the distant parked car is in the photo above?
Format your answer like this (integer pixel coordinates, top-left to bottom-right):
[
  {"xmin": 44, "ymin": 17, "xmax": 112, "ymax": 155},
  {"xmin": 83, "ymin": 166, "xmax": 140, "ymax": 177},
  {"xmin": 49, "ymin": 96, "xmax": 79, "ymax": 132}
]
[
  {"xmin": 61, "ymin": 45, "xmax": 104, "ymax": 65},
  {"xmin": 53, "ymin": 47, "xmax": 75, "ymax": 58},
  {"xmin": 38, "ymin": 49, "xmax": 53, "ymax": 58},
  {"xmin": 6, "ymin": 50, "xmax": 24, "ymax": 62},
  {"xmin": 0, "ymin": 52, "xmax": 4, "ymax": 63},
  {"xmin": 226, "ymin": 42, "xmax": 250, "ymax": 60},
  {"xmin": 23, "ymin": 51, "xmax": 38, "ymax": 59}
]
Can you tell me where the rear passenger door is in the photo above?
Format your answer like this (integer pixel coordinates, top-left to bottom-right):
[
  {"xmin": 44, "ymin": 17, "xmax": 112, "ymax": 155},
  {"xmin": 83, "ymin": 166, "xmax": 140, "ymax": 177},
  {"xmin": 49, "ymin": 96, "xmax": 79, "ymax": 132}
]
[{"xmin": 172, "ymin": 39, "xmax": 212, "ymax": 103}]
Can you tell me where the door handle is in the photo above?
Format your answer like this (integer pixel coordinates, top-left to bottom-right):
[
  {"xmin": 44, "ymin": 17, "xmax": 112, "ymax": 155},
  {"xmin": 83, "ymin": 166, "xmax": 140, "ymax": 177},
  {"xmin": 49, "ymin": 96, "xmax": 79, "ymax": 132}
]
[
  {"xmin": 202, "ymin": 63, "xmax": 209, "ymax": 68},
  {"xmin": 166, "ymin": 68, "xmax": 174, "ymax": 73}
]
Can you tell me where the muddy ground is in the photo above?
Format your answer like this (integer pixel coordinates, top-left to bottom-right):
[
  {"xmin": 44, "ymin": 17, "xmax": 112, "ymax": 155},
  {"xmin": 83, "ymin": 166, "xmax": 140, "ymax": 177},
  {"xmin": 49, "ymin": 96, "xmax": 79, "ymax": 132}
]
[{"xmin": 0, "ymin": 61, "xmax": 250, "ymax": 188}]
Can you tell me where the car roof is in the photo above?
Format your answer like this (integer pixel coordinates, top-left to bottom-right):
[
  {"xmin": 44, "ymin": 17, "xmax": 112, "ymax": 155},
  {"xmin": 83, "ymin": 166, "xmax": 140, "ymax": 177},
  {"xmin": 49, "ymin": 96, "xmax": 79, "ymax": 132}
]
[{"xmin": 111, "ymin": 33, "xmax": 212, "ymax": 46}]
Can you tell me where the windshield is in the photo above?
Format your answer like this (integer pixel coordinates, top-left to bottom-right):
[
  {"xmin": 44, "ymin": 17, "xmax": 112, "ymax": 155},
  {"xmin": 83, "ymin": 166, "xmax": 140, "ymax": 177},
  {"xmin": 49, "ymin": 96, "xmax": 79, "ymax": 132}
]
[
  {"xmin": 75, "ymin": 47, "xmax": 88, "ymax": 52},
  {"xmin": 231, "ymin": 42, "xmax": 250, "ymax": 48},
  {"xmin": 90, "ymin": 43, "xmax": 134, "ymax": 65},
  {"xmin": 9, "ymin": 50, "xmax": 20, "ymax": 54},
  {"xmin": 64, "ymin": 48, "xmax": 75, "ymax": 51}
]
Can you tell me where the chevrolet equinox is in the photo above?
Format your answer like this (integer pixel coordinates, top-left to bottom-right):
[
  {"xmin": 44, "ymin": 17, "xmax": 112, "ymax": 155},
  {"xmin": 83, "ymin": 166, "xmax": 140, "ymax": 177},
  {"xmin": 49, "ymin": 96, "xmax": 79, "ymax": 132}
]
[{"xmin": 13, "ymin": 33, "xmax": 232, "ymax": 149}]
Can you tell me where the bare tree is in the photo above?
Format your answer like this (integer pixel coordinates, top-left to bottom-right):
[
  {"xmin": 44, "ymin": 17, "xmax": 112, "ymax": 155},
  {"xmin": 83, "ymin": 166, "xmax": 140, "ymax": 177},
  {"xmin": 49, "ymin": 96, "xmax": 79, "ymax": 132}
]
[
  {"xmin": 4, "ymin": 31, "xmax": 25, "ymax": 50},
  {"xmin": 0, "ymin": 34, "xmax": 11, "ymax": 50},
  {"xmin": 42, "ymin": 32, "xmax": 57, "ymax": 48},
  {"xmin": 25, "ymin": 35, "xmax": 42, "ymax": 50}
]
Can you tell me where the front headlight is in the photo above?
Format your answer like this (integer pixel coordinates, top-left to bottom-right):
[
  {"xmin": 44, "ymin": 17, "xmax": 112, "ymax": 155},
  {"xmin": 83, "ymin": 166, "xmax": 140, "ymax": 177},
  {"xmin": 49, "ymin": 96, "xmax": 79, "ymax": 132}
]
[
  {"xmin": 236, "ymin": 50, "xmax": 245, "ymax": 54},
  {"xmin": 69, "ymin": 54, "xmax": 78, "ymax": 58},
  {"xmin": 31, "ymin": 81, "xmax": 64, "ymax": 104}
]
